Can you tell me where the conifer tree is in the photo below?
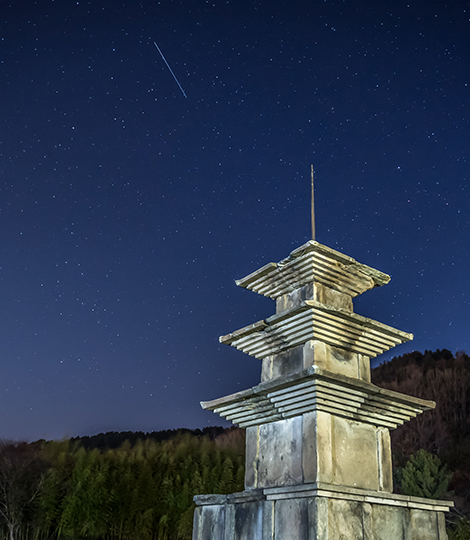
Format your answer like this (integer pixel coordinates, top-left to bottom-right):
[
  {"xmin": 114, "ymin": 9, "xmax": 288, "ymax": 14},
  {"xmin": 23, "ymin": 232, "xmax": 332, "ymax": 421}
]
[{"xmin": 401, "ymin": 449, "xmax": 452, "ymax": 499}]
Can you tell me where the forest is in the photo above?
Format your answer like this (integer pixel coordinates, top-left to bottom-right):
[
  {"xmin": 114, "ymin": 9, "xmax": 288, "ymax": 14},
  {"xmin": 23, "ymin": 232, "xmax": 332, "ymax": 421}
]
[{"xmin": 0, "ymin": 349, "xmax": 468, "ymax": 540}]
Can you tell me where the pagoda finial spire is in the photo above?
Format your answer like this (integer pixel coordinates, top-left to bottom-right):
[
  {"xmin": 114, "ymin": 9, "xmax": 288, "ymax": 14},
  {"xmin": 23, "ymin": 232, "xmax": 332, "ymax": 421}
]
[{"xmin": 311, "ymin": 164, "xmax": 315, "ymax": 241}]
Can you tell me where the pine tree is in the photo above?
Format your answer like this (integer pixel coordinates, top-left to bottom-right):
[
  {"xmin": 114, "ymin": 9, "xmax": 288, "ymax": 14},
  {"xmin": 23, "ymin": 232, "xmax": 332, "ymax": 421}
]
[{"xmin": 401, "ymin": 449, "xmax": 452, "ymax": 499}]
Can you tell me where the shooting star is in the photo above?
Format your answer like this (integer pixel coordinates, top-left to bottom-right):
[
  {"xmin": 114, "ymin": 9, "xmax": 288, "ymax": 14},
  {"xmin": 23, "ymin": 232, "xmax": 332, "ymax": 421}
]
[{"xmin": 153, "ymin": 41, "xmax": 187, "ymax": 98}]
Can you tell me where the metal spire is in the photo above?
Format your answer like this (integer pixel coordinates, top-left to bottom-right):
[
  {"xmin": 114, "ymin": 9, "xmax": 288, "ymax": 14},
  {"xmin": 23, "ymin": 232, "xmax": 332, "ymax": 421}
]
[{"xmin": 311, "ymin": 164, "xmax": 316, "ymax": 241}]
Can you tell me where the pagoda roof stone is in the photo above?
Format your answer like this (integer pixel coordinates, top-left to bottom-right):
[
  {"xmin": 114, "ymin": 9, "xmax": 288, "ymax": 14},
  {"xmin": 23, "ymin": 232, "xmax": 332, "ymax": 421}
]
[
  {"xmin": 201, "ymin": 366, "xmax": 434, "ymax": 430},
  {"xmin": 235, "ymin": 241, "xmax": 390, "ymax": 299},
  {"xmin": 220, "ymin": 300, "xmax": 412, "ymax": 360}
]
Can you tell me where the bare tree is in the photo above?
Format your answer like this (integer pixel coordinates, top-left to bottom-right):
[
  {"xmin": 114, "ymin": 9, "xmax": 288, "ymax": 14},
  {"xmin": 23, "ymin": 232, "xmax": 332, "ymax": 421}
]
[{"xmin": 0, "ymin": 441, "xmax": 47, "ymax": 540}]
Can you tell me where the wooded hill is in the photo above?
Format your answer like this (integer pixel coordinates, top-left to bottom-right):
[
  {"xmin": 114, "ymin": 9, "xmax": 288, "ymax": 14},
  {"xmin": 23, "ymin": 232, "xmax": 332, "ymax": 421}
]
[
  {"xmin": 371, "ymin": 349, "xmax": 470, "ymax": 507},
  {"xmin": 370, "ymin": 348, "xmax": 470, "ymax": 537}
]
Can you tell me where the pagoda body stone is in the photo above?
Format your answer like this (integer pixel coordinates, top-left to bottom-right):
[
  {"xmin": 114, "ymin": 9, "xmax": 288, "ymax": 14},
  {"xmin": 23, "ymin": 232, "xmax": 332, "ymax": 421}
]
[{"xmin": 193, "ymin": 241, "xmax": 452, "ymax": 540}]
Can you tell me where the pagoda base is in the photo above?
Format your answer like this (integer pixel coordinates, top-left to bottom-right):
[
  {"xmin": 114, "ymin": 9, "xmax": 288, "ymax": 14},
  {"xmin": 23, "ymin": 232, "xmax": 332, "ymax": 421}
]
[{"xmin": 193, "ymin": 483, "xmax": 451, "ymax": 540}]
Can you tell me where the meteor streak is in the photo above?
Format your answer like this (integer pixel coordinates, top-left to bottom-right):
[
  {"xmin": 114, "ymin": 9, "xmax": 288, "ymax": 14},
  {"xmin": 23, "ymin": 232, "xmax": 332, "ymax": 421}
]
[{"xmin": 153, "ymin": 41, "xmax": 187, "ymax": 98}]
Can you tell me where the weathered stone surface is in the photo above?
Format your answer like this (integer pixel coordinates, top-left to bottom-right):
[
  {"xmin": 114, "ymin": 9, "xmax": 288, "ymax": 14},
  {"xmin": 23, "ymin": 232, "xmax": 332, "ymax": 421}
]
[
  {"xmin": 377, "ymin": 428, "xmax": 393, "ymax": 492},
  {"xmin": 327, "ymin": 499, "xmax": 364, "ymax": 539},
  {"xmin": 302, "ymin": 411, "xmax": 318, "ymax": 483},
  {"xmin": 328, "ymin": 344, "xmax": 362, "ymax": 380},
  {"xmin": 224, "ymin": 504, "xmax": 235, "ymax": 540},
  {"xmin": 262, "ymin": 482, "xmax": 452, "ymax": 513},
  {"xmin": 247, "ymin": 409, "xmax": 398, "ymax": 493},
  {"xmin": 276, "ymin": 283, "xmax": 315, "ymax": 313},
  {"xmin": 276, "ymin": 282, "xmax": 354, "ymax": 314},
  {"xmin": 410, "ymin": 509, "xmax": 439, "ymax": 540},
  {"xmin": 302, "ymin": 410, "xmax": 385, "ymax": 491},
  {"xmin": 192, "ymin": 488, "xmax": 451, "ymax": 539},
  {"xmin": 331, "ymin": 415, "xmax": 380, "ymax": 490},
  {"xmin": 369, "ymin": 504, "xmax": 410, "ymax": 540},
  {"xmin": 362, "ymin": 502, "xmax": 373, "ymax": 540},
  {"xmin": 194, "ymin": 494, "xmax": 227, "ymax": 506},
  {"xmin": 262, "ymin": 340, "xmax": 371, "ymax": 383},
  {"xmin": 308, "ymin": 497, "xmax": 329, "ymax": 540},
  {"xmin": 227, "ymin": 489, "xmax": 264, "ymax": 504},
  {"xmin": 193, "ymin": 505, "xmax": 225, "ymax": 540},
  {"xmin": 358, "ymin": 353, "xmax": 371, "ymax": 382},
  {"xmin": 230, "ymin": 501, "xmax": 273, "ymax": 540},
  {"xmin": 257, "ymin": 417, "xmax": 303, "ymax": 488},
  {"xmin": 261, "ymin": 346, "xmax": 304, "ymax": 382},
  {"xmin": 437, "ymin": 512, "xmax": 448, "ymax": 539},
  {"xmin": 303, "ymin": 340, "xmax": 328, "ymax": 371},
  {"xmin": 311, "ymin": 282, "xmax": 353, "ymax": 311},
  {"xmin": 274, "ymin": 498, "xmax": 308, "ymax": 540},
  {"xmin": 244, "ymin": 426, "xmax": 258, "ymax": 489}
]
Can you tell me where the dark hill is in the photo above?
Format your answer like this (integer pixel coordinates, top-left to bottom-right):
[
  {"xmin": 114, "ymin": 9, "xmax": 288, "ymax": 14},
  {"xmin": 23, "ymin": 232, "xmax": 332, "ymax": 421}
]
[
  {"xmin": 70, "ymin": 426, "xmax": 228, "ymax": 450},
  {"xmin": 372, "ymin": 349, "xmax": 470, "ymax": 509}
]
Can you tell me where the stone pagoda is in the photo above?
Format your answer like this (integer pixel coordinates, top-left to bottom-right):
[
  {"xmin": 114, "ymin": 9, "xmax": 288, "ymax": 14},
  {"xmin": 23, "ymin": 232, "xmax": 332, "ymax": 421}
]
[{"xmin": 193, "ymin": 240, "xmax": 452, "ymax": 540}]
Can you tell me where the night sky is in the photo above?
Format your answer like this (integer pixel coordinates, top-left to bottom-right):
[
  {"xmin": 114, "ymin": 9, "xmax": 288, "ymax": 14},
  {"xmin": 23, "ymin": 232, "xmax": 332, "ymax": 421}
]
[{"xmin": 1, "ymin": 0, "xmax": 469, "ymax": 442}]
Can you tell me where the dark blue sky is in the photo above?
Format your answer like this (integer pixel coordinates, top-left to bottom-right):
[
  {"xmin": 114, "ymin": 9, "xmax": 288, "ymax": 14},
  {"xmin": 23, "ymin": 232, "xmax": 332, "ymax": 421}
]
[{"xmin": 1, "ymin": 0, "xmax": 468, "ymax": 441}]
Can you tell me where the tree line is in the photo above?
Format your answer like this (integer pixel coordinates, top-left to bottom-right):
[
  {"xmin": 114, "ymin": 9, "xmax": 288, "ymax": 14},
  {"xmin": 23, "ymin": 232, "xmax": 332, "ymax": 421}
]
[{"xmin": 0, "ymin": 430, "xmax": 245, "ymax": 540}]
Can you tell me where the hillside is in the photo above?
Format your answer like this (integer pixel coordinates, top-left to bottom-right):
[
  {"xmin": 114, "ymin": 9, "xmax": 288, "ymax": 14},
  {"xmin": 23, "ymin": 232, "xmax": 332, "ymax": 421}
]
[{"xmin": 371, "ymin": 349, "xmax": 470, "ymax": 513}]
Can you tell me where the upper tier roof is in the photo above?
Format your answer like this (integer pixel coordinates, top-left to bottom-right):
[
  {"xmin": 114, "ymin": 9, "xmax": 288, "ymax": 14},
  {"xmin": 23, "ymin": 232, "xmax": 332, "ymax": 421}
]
[{"xmin": 235, "ymin": 241, "xmax": 390, "ymax": 299}]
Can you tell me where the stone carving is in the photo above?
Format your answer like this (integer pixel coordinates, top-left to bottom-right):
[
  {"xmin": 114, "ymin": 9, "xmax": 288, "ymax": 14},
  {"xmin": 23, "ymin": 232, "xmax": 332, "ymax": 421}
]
[{"xmin": 193, "ymin": 240, "xmax": 452, "ymax": 540}]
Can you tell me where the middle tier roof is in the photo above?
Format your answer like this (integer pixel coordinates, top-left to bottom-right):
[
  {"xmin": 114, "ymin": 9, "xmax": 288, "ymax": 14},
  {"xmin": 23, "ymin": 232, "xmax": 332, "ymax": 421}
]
[{"xmin": 220, "ymin": 300, "xmax": 413, "ymax": 359}]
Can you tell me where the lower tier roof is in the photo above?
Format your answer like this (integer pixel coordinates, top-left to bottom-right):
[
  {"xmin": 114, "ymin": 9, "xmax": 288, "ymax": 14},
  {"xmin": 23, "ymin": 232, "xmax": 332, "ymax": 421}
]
[{"xmin": 201, "ymin": 366, "xmax": 434, "ymax": 430}]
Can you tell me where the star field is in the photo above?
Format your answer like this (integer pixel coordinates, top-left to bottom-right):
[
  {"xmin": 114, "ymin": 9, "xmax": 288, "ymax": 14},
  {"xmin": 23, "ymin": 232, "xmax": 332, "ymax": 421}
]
[{"xmin": 0, "ymin": 0, "xmax": 469, "ymax": 441}]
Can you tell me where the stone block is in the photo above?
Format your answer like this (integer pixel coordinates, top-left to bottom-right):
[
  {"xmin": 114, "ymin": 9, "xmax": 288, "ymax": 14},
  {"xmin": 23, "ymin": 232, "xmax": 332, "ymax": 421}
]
[
  {"xmin": 274, "ymin": 498, "xmax": 308, "ymax": 540},
  {"xmin": 369, "ymin": 504, "xmax": 410, "ymax": 540},
  {"xmin": 260, "ymin": 340, "xmax": 372, "ymax": 382},
  {"xmin": 276, "ymin": 283, "xmax": 314, "ymax": 313},
  {"xmin": 377, "ymin": 428, "xmax": 393, "ymax": 492},
  {"xmin": 261, "ymin": 358, "xmax": 273, "ymax": 382},
  {"xmin": 224, "ymin": 504, "xmax": 235, "ymax": 540},
  {"xmin": 331, "ymin": 415, "xmax": 380, "ymax": 490},
  {"xmin": 272, "ymin": 346, "xmax": 303, "ymax": 380},
  {"xmin": 302, "ymin": 411, "xmax": 319, "ymax": 483},
  {"xmin": 245, "ymin": 426, "xmax": 259, "ymax": 489},
  {"xmin": 275, "ymin": 282, "xmax": 353, "ymax": 313},
  {"xmin": 303, "ymin": 411, "xmax": 384, "ymax": 490},
  {"xmin": 303, "ymin": 410, "xmax": 333, "ymax": 484},
  {"xmin": 327, "ymin": 499, "xmax": 364, "ymax": 540},
  {"xmin": 312, "ymin": 282, "xmax": 353, "ymax": 311},
  {"xmin": 193, "ymin": 504, "xmax": 225, "ymax": 540},
  {"xmin": 192, "ymin": 506, "xmax": 201, "ymax": 540},
  {"xmin": 257, "ymin": 417, "xmax": 303, "ymax": 488},
  {"xmin": 329, "ymin": 346, "xmax": 362, "ymax": 380},
  {"xmin": 361, "ymin": 502, "xmax": 373, "ymax": 540},
  {"xmin": 303, "ymin": 341, "xmax": 329, "ymax": 371},
  {"xmin": 308, "ymin": 497, "xmax": 329, "ymax": 540},
  {"xmin": 410, "ymin": 509, "xmax": 439, "ymax": 540},
  {"xmin": 304, "ymin": 341, "xmax": 370, "ymax": 381},
  {"xmin": 437, "ymin": 512, "xmax": 448, "ymax": 539},
  {"xmin": 228, "ymin": 501, "xmax": 274, "ymax": 540},
  {"xmin": 358, "ymin": 353, "xmax": 371, "ymax": 382},
  {"xmin": 194, "ymin": 494, "xmax": 227, "ymax": 505}
]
